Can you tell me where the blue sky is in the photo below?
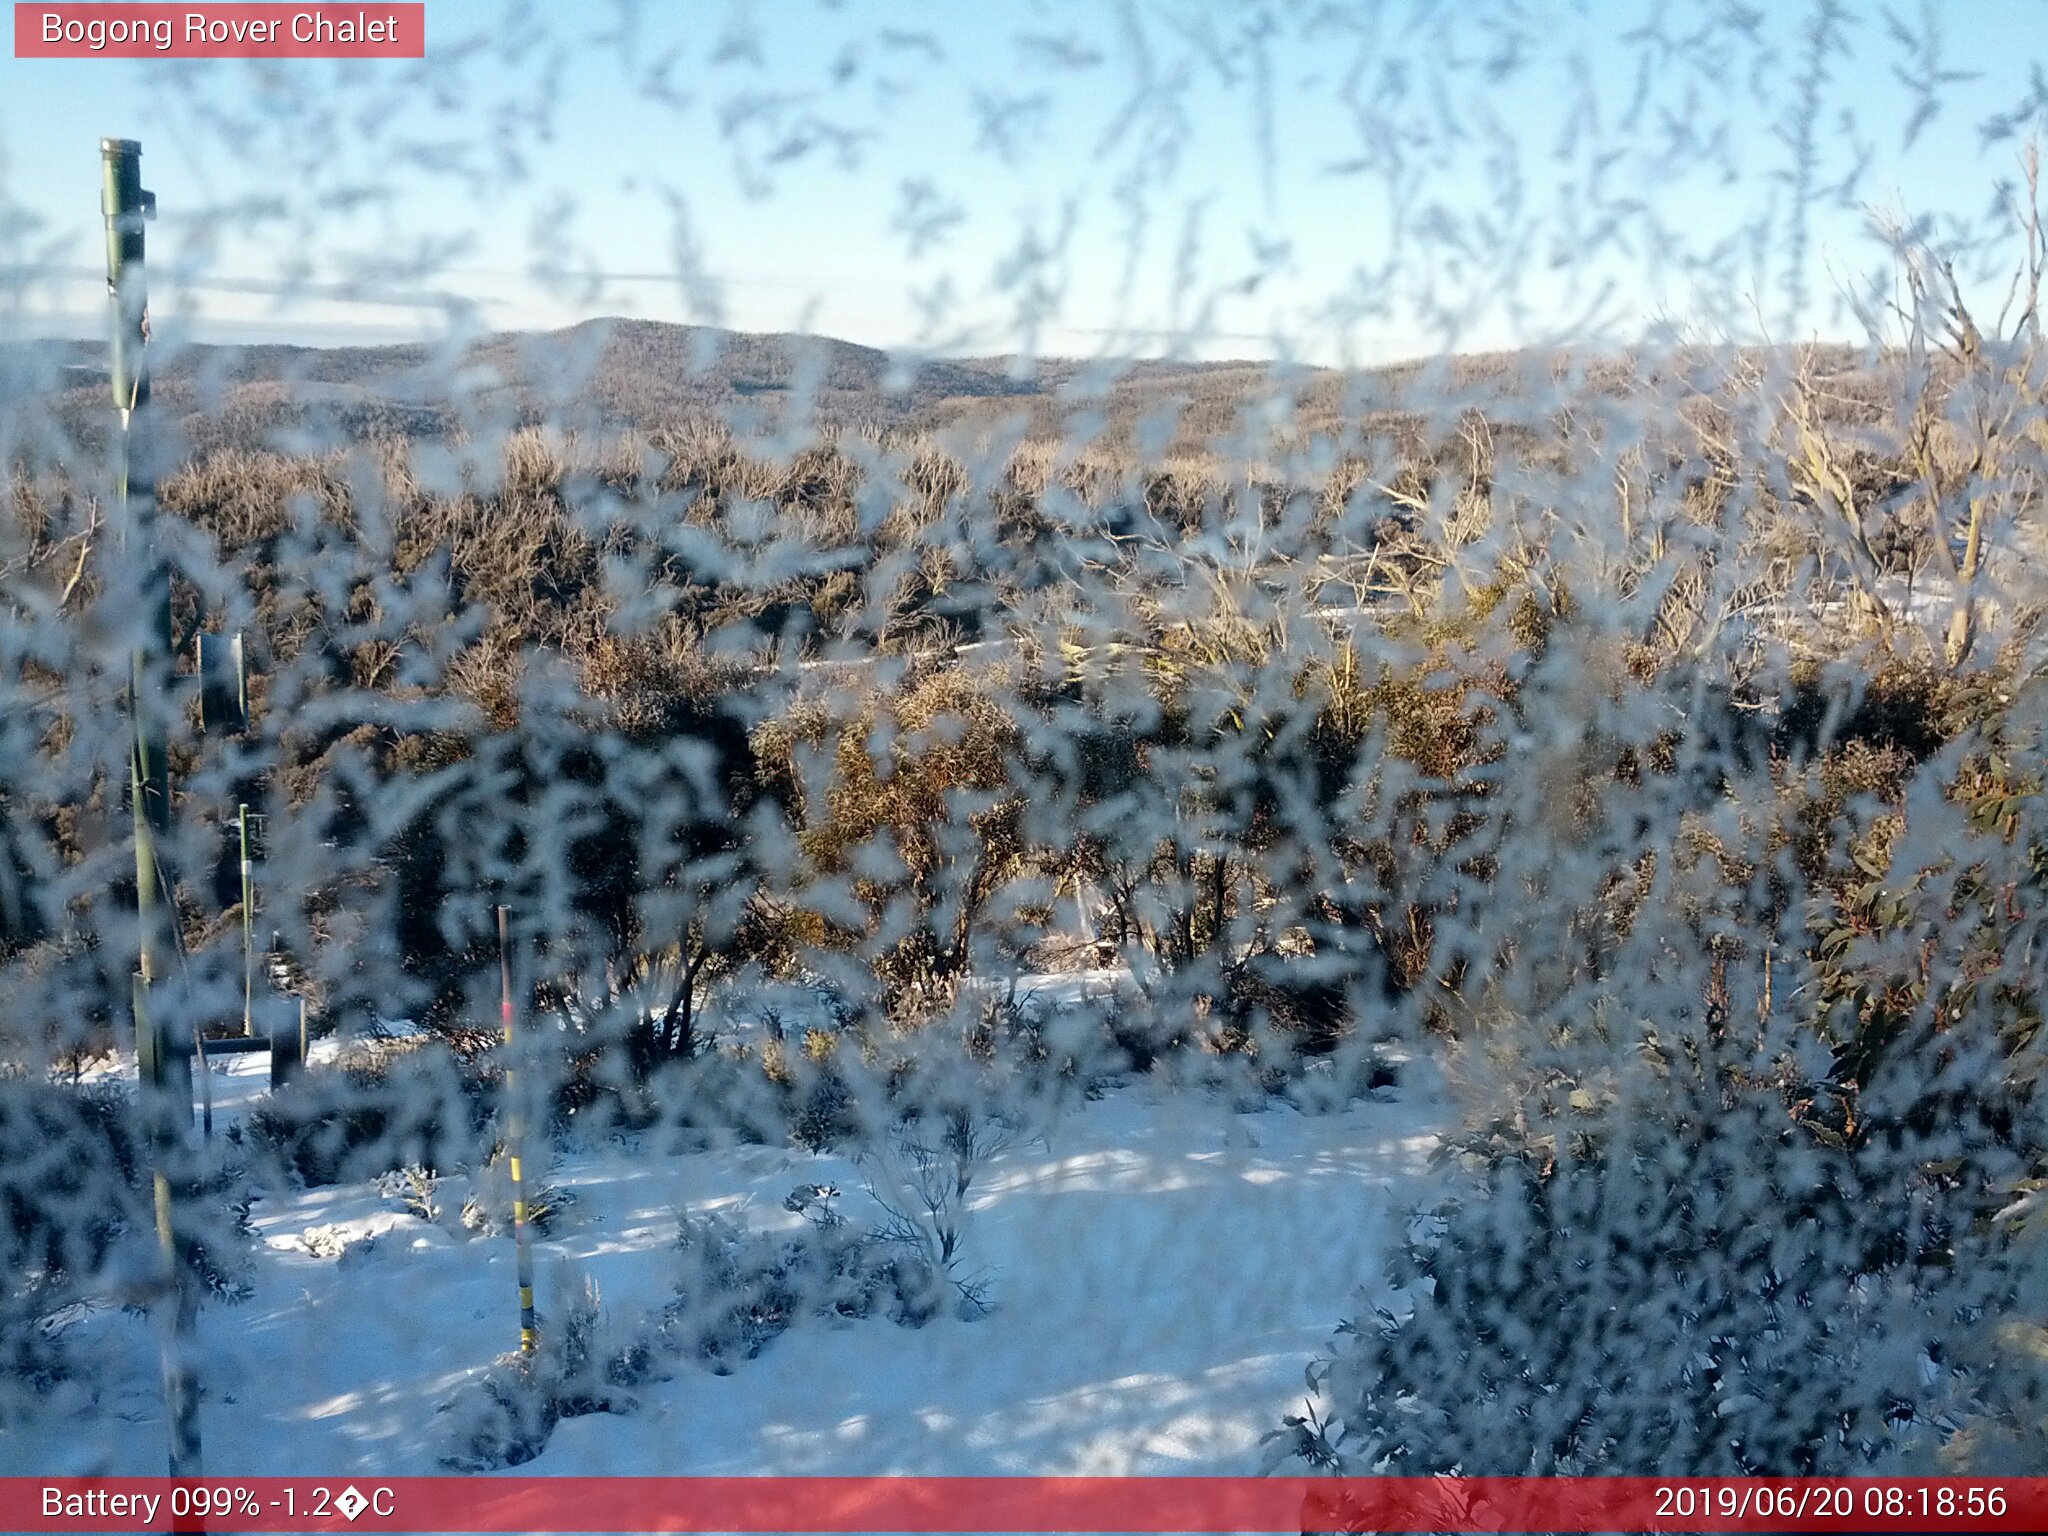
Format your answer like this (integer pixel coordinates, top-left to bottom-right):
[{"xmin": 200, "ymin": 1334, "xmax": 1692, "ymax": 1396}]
[{"xmin": 4, "ymin": 0, "xmax": 2047, "ymax": 363}]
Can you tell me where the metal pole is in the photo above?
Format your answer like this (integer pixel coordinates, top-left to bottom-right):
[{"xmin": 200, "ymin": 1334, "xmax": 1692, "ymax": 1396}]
[
  {"xmin": 498, "ymin": 905, "xmax": 537, "ymax": 1356},
  {"xmin": 104, "ymin": 137, "xmax": 172, "ymax": 1016},
  {"xmin": 195, "ymin": 1030, "xmax": 213, "ymax": 1140},
  {"xmin": 103, "ymin": 135, "xmax": 202, "ymax": 1479},
  {"xmin": 239, "ymin": 803, "xmax": 254, "ymax": 1036}
]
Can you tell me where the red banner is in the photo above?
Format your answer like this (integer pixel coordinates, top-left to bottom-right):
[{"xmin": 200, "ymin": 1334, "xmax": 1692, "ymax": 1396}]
[
  {"xmin": 4, "ymin": 1477, "xmax": 2046, "ymax": 1533},
  {"xmin": 13, "ymin": 4, "xmax": 424, "ymax": 58}
]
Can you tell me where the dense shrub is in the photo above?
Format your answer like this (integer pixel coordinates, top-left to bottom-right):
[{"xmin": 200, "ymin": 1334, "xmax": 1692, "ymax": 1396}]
[
  {"xmin": 243, "ymin": 1046, "xmax": 493, "ymax": 1187},
  {"xmin": 1280, "ymin": 1061, "xmax": 2039, "ymax": 1476},
  {"xmin": 439, "ymin": 1268, "xmax": 620, "ymax": 1471},
  {"xmin": 0, "ymin": 1080, "xmax": 147, "ymax": 1415}
]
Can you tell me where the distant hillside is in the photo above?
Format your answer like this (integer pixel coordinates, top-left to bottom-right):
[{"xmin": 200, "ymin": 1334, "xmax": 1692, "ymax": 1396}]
[
  {"xmin": 5, "ymin": 320, "xmax": 1067, "ymax": 447},
  {"xmin": 1, "ymin": 318, "xmax": 1893, "ymax": 463}
]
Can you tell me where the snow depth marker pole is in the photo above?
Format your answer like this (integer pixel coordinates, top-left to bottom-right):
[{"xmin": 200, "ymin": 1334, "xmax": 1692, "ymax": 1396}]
[
  {"xmin": 104, "ymin": 134, "xmax": 204, "ymax": 1479},
  {"xmin": 499, "ymin": 904, "xmax": 538, "ymax": 1356}
]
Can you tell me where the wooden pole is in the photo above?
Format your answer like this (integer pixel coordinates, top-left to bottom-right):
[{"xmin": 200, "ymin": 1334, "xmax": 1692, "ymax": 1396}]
[
  {"xmin": 498, "ymin": 905, "xmax": 537, "ymax": 1356},
  {"xmin": 103, "ymin": 135, "xmax": 202, "ymax": 1479}
]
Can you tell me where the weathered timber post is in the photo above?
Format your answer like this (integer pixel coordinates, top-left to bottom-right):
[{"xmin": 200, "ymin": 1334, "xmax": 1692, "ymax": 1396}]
[{"xmin": 103, "ymin": 135, "xmax": 203, "ymax": 1478}]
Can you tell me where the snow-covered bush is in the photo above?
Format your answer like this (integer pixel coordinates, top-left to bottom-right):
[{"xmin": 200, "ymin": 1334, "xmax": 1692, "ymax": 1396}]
[
  {"xmin": 1275, "ymin": 647, "xmax": 2048, "ymax": 1476},
  {"xmin": 1282, "ymin": 1062, "xmax": 2039, "ymax": 1475},
  {"xmin": 0, "ymin": 1079, "xmax": 146, "ymax": 1416},
  {"xmin": 855, "ymin": 1104, "xmax": 1013, "ymax": 1318},
  {"xmin": 615, "ymin": 1206, "xmax": 927, "ymax": 1380},
  {"xmin": 378, "ymin": 1163, "xmax": 441, "ymax": 1225},
  {"xmin": 459, "ymin": 1147, "xmax": 574, "ymax": 1238},
  {"xmin": 438, "ymin": 1266, "xmax": 622, "ymax": 1470},
  {"xmin": 437, "ymin": 1354, "xmax": 559, "ymax": 1472}
]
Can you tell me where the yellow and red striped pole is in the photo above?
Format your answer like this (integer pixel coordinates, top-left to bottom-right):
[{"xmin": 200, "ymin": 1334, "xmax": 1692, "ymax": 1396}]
[{"xmin": 498, "ymin": 905, "xmax": 537, "ymax": 1356}]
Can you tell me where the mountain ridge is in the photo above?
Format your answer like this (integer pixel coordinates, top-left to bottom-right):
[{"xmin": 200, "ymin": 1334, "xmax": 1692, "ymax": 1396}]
[{"xmin": 2, "ymin": 316, "xmax": 1886, "ymax": 456}]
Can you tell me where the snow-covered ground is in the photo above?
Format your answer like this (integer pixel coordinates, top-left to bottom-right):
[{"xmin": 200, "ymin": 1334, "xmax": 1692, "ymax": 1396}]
[{"xmin": 9, "ymin": 1050, "xmax": 1442, "ymax": 1478}]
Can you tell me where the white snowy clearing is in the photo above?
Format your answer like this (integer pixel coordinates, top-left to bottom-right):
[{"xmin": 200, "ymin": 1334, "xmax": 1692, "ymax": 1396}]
[{"xmin": 8, "ymin": 1044, "xmax": 1443, "ymax": 1478}]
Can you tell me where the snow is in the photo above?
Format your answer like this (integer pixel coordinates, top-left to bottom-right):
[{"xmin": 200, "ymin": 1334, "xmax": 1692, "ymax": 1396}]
[{"xmin": 5, "ymin": 1065, "xmax": 1441, "ymax": 1478}]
